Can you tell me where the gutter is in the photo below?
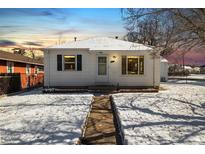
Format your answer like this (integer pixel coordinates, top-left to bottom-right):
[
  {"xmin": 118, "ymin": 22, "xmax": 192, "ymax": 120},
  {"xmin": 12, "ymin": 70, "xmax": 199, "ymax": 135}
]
[{"xmin": 153, "ymin": 56, "xmax": 155, "ymax": 87}]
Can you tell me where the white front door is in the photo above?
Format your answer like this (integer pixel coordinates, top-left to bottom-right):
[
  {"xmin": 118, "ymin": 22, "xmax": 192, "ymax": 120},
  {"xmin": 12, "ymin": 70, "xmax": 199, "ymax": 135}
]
[{"xmin": 95, "ymin": 56, "xmax": 109, "ymax": 84}]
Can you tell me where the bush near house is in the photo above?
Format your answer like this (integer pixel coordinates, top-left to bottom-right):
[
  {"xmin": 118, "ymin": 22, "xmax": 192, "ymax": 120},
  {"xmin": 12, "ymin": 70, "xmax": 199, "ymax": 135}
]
[
  {"xmin": 168, "ymin": 71, "xmax": 190, "ymax": 76},
  {"xmin": 168, "ymin": 65, "xmax": 190, "ymax": 76}
]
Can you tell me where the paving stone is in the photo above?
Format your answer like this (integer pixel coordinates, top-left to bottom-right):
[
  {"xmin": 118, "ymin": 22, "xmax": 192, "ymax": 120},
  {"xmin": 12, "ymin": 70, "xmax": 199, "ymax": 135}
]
[{"xmin": 81, "ymin": 95, "xmax": 117, "ymax": 145}]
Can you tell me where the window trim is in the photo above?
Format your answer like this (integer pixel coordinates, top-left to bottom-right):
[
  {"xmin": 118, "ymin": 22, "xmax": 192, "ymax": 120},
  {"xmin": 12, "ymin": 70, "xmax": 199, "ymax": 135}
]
[
  {"xmin": 121, "ymin": 55, "xmax": 145, "ymax": 76},
  {"xmin": 35, "ymin": 66, "xmax": 38, "ymax": 74},
  {"xmin": 38, "ymin": 66, "xmax": 44, "ymax": 73},
  {"xmin": 63, "ymin": 55, "xmax": 77, "ymax": 71},
  {"xmin": 139, "ymin": 56, "xmax": 144, "ymax": 75},
  {"xmin": 7, "ymin": 61, "xmax": 14, "ymax": 73}
]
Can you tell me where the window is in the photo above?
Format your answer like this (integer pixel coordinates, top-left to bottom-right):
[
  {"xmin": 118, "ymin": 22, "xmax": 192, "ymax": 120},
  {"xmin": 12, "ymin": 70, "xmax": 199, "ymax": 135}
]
[
  {"xmin": 38, "ymin": 66, "xmax": 44, "ymax": 73},
  {"xmin": 122, "ymin": 56, "xmax": 144, "ymax": 75},
  {"xmin": 26, "ymin": 64, "xmax": 30, "ymax": 74},
  {"xmin": 64, "ymin": 56, "xmax": 76, "ymax": 71},
  {"xmin": 7, "ymin": 61, "xmax": 13, "ymax": 73},
  {"xmin": 35, "ymin": 66, "xmax": 38, "ymax": 74},
  {"xmin": 128, "ymin": 56, "xmax": 139, "ymax": 75},
  {"xmin": 98, "ymin": 57, "xmax": 107, "ymax": 75}
]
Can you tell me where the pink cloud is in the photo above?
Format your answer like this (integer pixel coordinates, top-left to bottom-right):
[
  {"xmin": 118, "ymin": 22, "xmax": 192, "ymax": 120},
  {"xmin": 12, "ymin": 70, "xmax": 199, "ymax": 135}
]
[{"xmin": 166, "ymin": 48, "xmax": 205, "ymax": 66}]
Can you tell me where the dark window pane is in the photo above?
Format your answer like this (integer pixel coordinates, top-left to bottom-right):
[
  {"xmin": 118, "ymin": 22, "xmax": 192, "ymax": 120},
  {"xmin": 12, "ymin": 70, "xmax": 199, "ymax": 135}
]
[
  {"xmin": 98, "ymin": 57, "xmax": 106, "ymax": 63},
  {"xmin": 64, "ymin": 63, "xmax": 75, "ymax": 70},
  {"xmin": 128, "ymin": 57, "xmax": 138, "ymax": 75},
  {"xmin": 98, "ymin": 64, "xmax": 106, "ymax": 75},
  {"xmin": 64, "ymin": 56, "xmax": 76, "ymax": 71}
]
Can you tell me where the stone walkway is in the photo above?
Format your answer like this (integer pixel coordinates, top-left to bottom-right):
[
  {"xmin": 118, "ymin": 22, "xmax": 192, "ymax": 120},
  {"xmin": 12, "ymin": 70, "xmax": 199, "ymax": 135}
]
[{"xmin": 81, "ymin": 95, "xmax": 118, "ymax": 145}]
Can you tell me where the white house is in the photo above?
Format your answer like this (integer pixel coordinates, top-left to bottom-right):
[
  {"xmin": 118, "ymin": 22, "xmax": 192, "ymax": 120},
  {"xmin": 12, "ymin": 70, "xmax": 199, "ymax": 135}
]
[
  {"xmin": 43, "ymin": 37, "xmax": 160, "ymax": 88},
  {"xmin": 160, "ymin": 57, "xmax": 168, "ymax": 82}
]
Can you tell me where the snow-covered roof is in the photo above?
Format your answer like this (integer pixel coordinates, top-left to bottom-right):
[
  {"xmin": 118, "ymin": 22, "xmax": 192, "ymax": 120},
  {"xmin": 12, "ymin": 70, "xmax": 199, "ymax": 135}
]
[
  {"xmin": 160, "ymin": 57, "xmax": 168, "ymax": 63},
  {"xmin": 48, "ymin": 37, "xmax": 153, "ymax": 51},
  {"xmin": 184, "ymin": 66, "xmax": 193, "ymax": 70}
]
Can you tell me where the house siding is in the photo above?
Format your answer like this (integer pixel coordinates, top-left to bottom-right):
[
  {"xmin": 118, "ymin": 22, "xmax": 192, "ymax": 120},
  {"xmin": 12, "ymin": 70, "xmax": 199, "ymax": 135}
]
[
  {"xmin": 0, "ymin": 59, "xmax": 44, "ymax": 90},
  {"xmin": 44, "ymin": 50, "xmax": 96, "ymax": 86},
  {"xmin": 13, "ymin": 62, "xmax": 26, "ymax": 74},
  {"xmin": 0, "ymin": 60, "xmax": 7, "ymax": 73},
  {"xmin": 44, "ymin": 50, "xmax": 160, "ymax": 87}
]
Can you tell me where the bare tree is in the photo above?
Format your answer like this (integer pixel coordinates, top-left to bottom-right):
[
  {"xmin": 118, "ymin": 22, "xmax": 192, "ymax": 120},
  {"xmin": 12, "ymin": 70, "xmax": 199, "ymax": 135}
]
[
  {"xmin": 28, "ymin": 48, "xmax": 35, "ymax": 59},
  {"xmin": 122, "ymin": 8, "xmax": 205, "ymax": 55},
  {"xmin": 122, "ymin": 8, "xmax": 205, "ymax": 75},
  {"xmin": 12, "ymin": 48, "xmax": 26, "ymax": 55}
]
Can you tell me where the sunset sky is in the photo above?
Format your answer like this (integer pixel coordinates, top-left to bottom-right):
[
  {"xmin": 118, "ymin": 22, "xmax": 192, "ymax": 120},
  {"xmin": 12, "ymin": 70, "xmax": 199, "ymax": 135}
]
[
  {"xmin": 0, "ymin": 8, "xmax": 125, "ymax": 47},
  {"xmin": 0, "ymin": 8, "xmax": 204, "ymax": 66}
]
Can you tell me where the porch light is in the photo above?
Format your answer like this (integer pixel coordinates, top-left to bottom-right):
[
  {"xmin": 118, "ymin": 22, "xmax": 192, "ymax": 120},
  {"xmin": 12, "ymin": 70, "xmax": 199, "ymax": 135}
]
[{"xmin": 110, "ymin": 55, "xmax": 117, "ymax": 63}]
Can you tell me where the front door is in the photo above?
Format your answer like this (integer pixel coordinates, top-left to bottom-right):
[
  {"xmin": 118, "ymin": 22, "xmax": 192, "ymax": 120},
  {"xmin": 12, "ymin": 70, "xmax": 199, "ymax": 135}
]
[{"xmin": 95, "ymin": 56, "xmax": 109, "ymax": 84}]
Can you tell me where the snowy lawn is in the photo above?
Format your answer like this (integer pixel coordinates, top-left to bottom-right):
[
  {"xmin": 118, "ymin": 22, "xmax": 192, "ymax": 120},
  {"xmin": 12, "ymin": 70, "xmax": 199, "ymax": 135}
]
[
  {"xmin": 112, "ymin": 81, "xmax": 205, "ymax": 144},
  {"xmin": 170, "ymin": 74, "xmax": 205, "ymax": 80},
  {"xmin": 0, "ymin": 88, "xmax": 93, "ymax": 145}
]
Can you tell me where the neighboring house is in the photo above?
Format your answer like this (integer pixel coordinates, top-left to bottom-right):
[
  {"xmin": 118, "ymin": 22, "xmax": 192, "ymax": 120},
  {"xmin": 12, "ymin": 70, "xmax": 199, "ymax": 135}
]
[
  {"xmin": 184, "ymin": 66, "xmax": 193, "ymax": 73},
  {"xmin": 160, "ymin": 57, "xmax": 168, "ymax": 82},
  {"xmin": 192, "ymin": 66, "xmax": 200, "ymax": 74},
  {"xmin": 0, "ymin": 50, "xmax": 44, "ymax": 89},
  {"xmin": 43, "ymin": 37, "xmax": 160, "ymax": 88},
  {"xmin": 200, "ymin": 65, "xmax": 205, "ymax": 74}
]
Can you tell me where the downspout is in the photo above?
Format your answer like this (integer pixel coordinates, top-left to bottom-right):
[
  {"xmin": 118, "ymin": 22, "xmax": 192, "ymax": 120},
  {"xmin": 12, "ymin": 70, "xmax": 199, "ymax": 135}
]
[
  {"xmin": 153, "ymin": 56, "xmax": 155, "ymax": 88},
  {"xmin": 48, "ymin": 50, "xmax": 50, "ymax": 88},
  {"xmin": 46, "ymin": 49, "xmax": 50, "ymax": 88}
]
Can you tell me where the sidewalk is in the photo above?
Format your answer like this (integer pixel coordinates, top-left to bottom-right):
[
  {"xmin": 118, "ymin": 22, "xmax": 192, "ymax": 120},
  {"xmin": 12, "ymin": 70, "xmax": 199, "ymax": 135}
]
[{"xmin": 80, "ymin": 95, "xmax": 117, "ymax": 145}]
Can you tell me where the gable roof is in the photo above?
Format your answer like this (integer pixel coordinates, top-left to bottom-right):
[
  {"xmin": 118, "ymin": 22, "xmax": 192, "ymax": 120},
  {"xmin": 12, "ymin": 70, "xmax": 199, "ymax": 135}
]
[
  {"xmin": 47, "ymin": 37, "xmax": 153, "ymax": 51},
  {"xmin": 0, "ymin": 50, "xmax": 43, "ymax": 66}
]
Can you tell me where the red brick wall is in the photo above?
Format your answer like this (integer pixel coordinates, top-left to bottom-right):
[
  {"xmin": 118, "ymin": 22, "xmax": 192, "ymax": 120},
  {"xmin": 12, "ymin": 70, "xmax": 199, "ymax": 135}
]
[
  {"xmin": 0, "ymin": 60, "xmax": 7, "ymax": 73},
  {"xmin": 14, "ymin": 62, "xmax": 26, "ymax": 74},
  {"xmin": 0, "ymin": 59, "xmax": 44, "ymax": 90},
  {"xmin": 20, "ymin": 73, "xmax": 44, "ymax": 89},
  {"xmin": 31, "ymin": 64, "xmax": 35, "ymax": 74}
]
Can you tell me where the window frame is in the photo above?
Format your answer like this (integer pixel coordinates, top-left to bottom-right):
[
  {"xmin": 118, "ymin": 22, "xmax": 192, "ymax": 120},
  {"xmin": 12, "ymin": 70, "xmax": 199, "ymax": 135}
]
[
  {"xmin": 7, "ymin": 61, "xmax": 14, "ymax": 73},
  {"xmin": 121, "ymin": 55, "xmax": 144, "ymax": 76},
  {"xmin": 26, "ymin": 64, "xmax": 31, "ymax": 75},
  {"xmin": 63, "ymin": 55, "xmax": 77, "ymax": 71},
  {"xmin": 98, "ymin": 56, "xmax": 107, "ymax": 75},
  {"xmin": 34, "ymin": 66, "xmax": 38, "ymax": 75}
]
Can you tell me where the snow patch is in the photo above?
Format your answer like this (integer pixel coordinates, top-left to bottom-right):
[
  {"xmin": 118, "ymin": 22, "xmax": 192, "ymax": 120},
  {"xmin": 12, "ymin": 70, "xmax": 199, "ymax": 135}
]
[
  {"xmin": 0, "ymin": 89, "xmax": 93, "ymax": 145},
  {"xmin": 113, "ymin": 82, "xmax": 205, "ymax": 144}
]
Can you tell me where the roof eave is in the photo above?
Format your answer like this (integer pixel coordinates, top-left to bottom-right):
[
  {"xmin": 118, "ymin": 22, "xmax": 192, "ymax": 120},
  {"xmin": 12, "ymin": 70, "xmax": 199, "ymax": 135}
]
[
  {"xmin": 0, "ymin": 57, "xmax": 43, "ymax": 66},
  {"xmin": 43, "ymin": 48, "xmax": 153, "ymax": 51},
  {"xmin": 42, "ymin": 48, "xmax": 90, "ymax": 51}
]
